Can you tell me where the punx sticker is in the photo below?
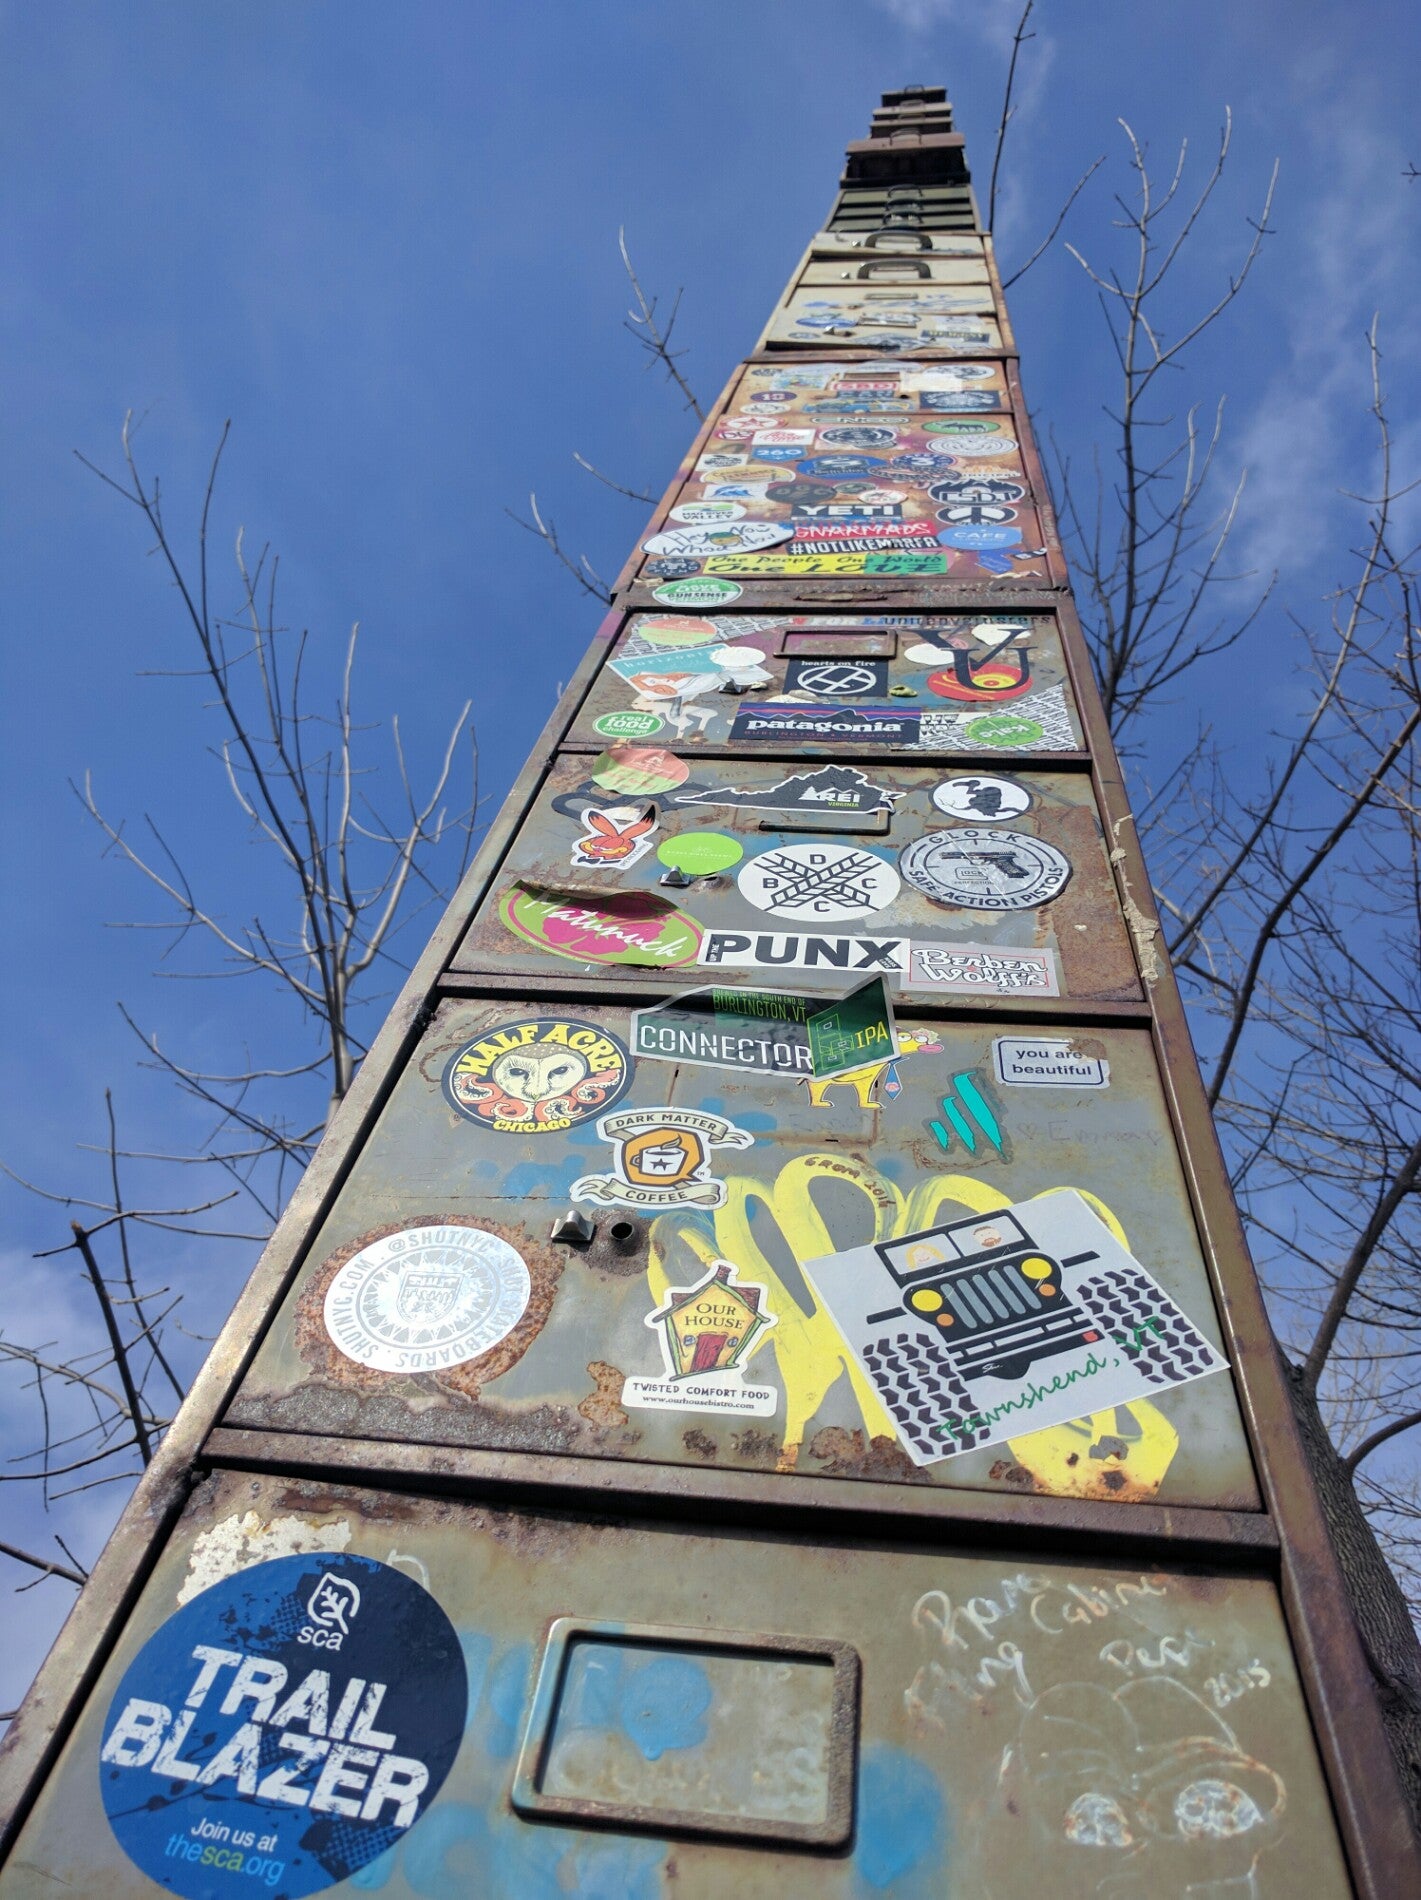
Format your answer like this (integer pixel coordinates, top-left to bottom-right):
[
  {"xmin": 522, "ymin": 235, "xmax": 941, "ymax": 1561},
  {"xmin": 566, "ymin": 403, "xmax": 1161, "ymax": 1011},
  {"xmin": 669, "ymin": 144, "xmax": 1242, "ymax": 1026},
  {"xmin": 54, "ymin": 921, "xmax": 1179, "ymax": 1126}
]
[
  {"xmin": 571, "ymin": 1106, "xmax": 753, "ymax": 1210},
  {"xmin": 624, "ymin": 1259, "xmax": 779, "ymax": 1418},
  {"xmin": 802, "ymin": 1192, "xmax": 1227, "ymax": 1466},
  {"xmin": 697, "ymin": 930, "xmax": 910, "ymax": 977},
  {"xmin": 738, "ymin": 841, "xmax": 902, "ymax": 923},
  {"xmin": 898, "ymin": 828, "xmax": 1071, "ymax": 911},
  {"xmin": 906, "ymin": 943, "xmax": 1061, "ymax": 998},
  {"xmin": 442, "ymin": 1018, "xmax": 632, "ymax": 1134}
]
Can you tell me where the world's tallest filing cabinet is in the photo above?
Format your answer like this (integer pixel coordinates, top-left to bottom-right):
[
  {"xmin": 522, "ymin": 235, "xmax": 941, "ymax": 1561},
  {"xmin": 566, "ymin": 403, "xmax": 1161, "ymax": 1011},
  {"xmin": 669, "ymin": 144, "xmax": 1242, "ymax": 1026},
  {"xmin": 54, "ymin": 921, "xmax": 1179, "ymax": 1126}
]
[{"xmin": 2, "ymin": 83, "xmax": 1416, "ymax": 1900}]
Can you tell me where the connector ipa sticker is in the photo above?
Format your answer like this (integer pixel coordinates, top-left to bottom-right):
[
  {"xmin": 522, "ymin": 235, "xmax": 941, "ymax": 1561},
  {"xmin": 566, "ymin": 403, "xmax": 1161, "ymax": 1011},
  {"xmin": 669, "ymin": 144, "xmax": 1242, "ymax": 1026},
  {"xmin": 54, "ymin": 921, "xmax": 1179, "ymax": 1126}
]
[
  {"xmin": 803, "ymin": 1192, "xmax": 1227, "ymax": 1465},
  {"xmin": 571, "ymin": 1107, "xmax": 753, "ymax": 1210},
  {"xmin": 99, "ymin": 1552, "xmax": 465, "ymax": 1896},
  {"xmin": 625, "ymin": 1259, "xmax": 779, "ymax": 1418},
  {"xmin": 324, "ymin": 1224, "xmax": 531, "ymax": 1374},
  {"xmin": 442, "ymin": 1018, "xmax": 632, "ymax": 1134}
]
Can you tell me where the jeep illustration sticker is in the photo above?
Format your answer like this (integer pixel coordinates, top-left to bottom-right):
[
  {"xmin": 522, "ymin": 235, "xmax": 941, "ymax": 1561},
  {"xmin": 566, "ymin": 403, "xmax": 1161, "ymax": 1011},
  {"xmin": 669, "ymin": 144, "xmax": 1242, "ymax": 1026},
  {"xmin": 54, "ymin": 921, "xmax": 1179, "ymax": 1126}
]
[
  {"xmin": 324, "ymin": 1223, "xmax": 531, "ymax": 1374},
  {"xmin": 802, "ymin": 1191, "xmax": 1227, "ymax": 1465},
  {"xmin": 443, "ymin": 1018, "xmax": 632, "ymax": 1134},
  {"xmin": 99, "ymin": 1551, "xmax": 466, "ymax": 1897}
]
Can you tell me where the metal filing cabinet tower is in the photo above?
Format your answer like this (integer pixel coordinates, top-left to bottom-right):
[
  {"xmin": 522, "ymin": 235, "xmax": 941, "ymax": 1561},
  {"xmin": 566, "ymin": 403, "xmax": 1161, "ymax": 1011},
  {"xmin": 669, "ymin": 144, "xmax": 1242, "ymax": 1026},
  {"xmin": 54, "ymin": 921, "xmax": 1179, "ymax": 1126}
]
[{"xmin": 2, "ymin": 84, "xmax": 1417, "ymax": 1900}]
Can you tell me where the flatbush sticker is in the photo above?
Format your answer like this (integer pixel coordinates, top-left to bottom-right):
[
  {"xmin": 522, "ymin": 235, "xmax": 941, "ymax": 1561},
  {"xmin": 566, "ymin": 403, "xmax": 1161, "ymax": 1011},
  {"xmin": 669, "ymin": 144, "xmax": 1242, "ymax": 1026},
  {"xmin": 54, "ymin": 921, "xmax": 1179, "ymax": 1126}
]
[
  {"xmin": 907, "ymin": 943, "xmax": 1061, "ymax": 998},
  {"xmin": 98, "ymin": 1552, "xmax": 465, "ymax": 1897},
  {"xmin": 323, "ymin": 1224, "xmax": 532, "ymax": 1374},
  {"xmin": 498, "ymin": 885, "xmax": 702, "ymax": 967},
  {"xmin": 625, "ymin": 1259, "xmax": 779, "ymax": 1418},
  {"xmin": 442, "ymin": 1017, "xmax": 631, "ymax": 1133},
  {"xmin": 994, "ymin": 1036, "xmax": 1110, "ymax": 1088},
  {"xmin": 571, "ymin": 1106, "xmax": 753, "ymax": 1210},
  {"xmin": 802, "ymin": 1192, "xmax": 1227, "ymax": 1465}
]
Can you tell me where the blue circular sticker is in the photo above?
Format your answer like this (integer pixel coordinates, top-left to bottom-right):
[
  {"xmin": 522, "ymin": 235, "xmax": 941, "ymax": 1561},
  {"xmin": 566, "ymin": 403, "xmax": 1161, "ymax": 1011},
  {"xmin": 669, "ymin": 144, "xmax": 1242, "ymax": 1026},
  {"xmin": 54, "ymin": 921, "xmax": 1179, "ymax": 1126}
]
[{"xmin": 99, "ymin": 1552, "xmax": 466, "ymax": 1897}]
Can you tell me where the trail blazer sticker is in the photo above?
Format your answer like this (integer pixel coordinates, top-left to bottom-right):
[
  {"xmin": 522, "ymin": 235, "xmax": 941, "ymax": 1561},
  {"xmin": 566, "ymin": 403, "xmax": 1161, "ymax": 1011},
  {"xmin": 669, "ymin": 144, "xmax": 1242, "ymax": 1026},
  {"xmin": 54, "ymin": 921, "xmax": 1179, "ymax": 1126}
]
[
  {"xmin": 994, "ymin": 1037, "xmax": 1110, "ymax": 1088},
  {"xmin": 571, "ymin": 1106, "xmax": 753, "ymax": 1210},
  {"xmin": 442, "ymin": 1018, "xmax": 631, "ymax": 1134},
  {"xmin": 625, "ymin": 1259, "xmax": 779, "ymax": 1418},
  {"xmin": 98, "ymin": 1553, "xmax": 466, "ymax": 1899},
  {"xmin": 802, "ymin": 1191, "xmax": 1226, "ymax": 1466},
  {"xmin": 323, "ymin": 1224, "xmax": 531, "ymax": 1374}
]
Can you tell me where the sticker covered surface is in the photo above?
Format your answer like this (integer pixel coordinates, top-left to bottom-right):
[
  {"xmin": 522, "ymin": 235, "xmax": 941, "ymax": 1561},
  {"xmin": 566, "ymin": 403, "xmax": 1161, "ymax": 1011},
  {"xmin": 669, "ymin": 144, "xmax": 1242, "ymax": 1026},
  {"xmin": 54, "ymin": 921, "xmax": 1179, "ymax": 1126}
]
[
  {"xmin": 635, "ymin": 361, "xmax": 1049, "ymax": 585},
  {"xmin": 451, "ymin": 753, "xmax": 1138, "ymax": 1002},
  {"xmin": 227, "ymin": 998, "xmax": 1258, "ymax": 1510},
  {"xmin": 571, "ymin": 611, "xmax": 1086, "ymax": 755},
  {"xmin": 7, "ymin": 1470, "xmax": 1346, "ymax": 1898}
]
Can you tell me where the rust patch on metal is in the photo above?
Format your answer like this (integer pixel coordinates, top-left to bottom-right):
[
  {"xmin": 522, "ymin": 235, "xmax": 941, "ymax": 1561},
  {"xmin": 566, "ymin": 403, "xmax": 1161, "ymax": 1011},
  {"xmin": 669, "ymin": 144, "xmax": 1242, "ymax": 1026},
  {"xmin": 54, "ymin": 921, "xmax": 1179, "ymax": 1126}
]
[
  {"xmin": 731, "ymin": 1426, "xmax": 781, "ymax": 1466},
  {"xmin": 292, "ymin": 1214, "xmax": 562, "ymax": 1401},
  {"xmin": 682, "ymin": 1428, "xmax": 718, "ymax": 1460},
  {"xmin": 988, "ymin": 1458, "xmax": 1037, "ymax": 1489},
  {"xmin": 807, "ymin": 1426, "xmax": 928, "ymax": 1484},
  {"xmin": 1048, "ymin": 804, "xmax": 1141, "ymax": 1000},
  {"xmin": 579, "ymin": 1362, "xmax": 629, "ymax": 1431}
]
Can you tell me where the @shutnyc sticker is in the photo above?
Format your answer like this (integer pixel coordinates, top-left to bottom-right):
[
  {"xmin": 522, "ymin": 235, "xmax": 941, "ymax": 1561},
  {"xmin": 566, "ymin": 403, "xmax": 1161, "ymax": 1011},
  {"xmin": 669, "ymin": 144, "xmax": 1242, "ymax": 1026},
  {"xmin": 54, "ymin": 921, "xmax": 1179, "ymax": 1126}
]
[
  {"xmin": 442, "ymin": 1017, "xmax": 632, "ymax": 1134},
  {"xmin": 625, "ymin": 1258, "xmax": 779, "ymax": 1418},
  {"xmin": 98, "ymin": 1551, "xmax": 465, "ymax": 1898},
  {"xmin": 323, "ymin": 1223, "xmax": 531, "ymax": 1374},
  {"xmin": 738, "ymin": 841, "xmax": 901, "ymax": 923},
  {"xmin": 898, "ymin": 827, "xmax": 1071, "ymax": 911},
  {"xmin": 571, "ymin": 1106, "xmax": 753, "ymax": 1210}
]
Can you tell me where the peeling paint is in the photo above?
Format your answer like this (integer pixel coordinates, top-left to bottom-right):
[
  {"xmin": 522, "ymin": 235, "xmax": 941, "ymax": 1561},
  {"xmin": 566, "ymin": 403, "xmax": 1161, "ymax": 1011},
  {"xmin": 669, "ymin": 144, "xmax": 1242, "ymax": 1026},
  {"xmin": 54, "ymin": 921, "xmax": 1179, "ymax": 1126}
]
[{"xmin": 176, "ymin": 1508, "xmax": 351, "ymax": 1604}]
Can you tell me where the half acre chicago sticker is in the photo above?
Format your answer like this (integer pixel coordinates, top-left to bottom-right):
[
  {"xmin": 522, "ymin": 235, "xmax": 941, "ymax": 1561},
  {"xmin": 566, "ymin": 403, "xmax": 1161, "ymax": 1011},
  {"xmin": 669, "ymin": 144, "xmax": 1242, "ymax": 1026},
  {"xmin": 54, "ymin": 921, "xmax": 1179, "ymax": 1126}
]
[
  {"xmin": 324, "ymin": 1222, "xmax": 532, "ymax": 1374},
  {"xmin": 443, "ymin": 1017, "xmax": 632, "ymax": 1135},
  {"xmin": 99, "ymin": 1551, "xmax": 465, "ymax": 1898}
]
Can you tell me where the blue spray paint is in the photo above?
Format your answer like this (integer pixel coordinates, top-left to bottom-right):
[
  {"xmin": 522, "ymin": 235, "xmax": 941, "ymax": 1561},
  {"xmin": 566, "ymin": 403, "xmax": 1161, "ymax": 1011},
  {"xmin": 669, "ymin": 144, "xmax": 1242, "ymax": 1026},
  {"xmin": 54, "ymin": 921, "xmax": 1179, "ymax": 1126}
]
[{"xmin": 854, "ymin": 1743, "xmax": 949, "ymax": 1893}]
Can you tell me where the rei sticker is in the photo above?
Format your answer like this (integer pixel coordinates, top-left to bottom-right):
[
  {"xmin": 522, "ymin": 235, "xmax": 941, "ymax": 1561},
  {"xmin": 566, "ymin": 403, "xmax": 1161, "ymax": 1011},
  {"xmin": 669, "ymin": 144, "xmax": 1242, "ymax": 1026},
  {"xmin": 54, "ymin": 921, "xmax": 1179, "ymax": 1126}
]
[
  {"xmin": 99, "ymin": 1552, "xmax": 465, "ymax": 1897},
  {"xmin": 625, "ymin": 1259, "xmax": 779, "ymax": 1418},
  {"xmin": 324, "ymin": 1223, "xmax": 531, "ymax": 1373},
  {"xmin": 442, "ymin": 1017, "xmax": 631, "ymax": 1133},
  {"xmin": 571, "ymin": 1106, "xmax": 753, "ymax": 1210}
]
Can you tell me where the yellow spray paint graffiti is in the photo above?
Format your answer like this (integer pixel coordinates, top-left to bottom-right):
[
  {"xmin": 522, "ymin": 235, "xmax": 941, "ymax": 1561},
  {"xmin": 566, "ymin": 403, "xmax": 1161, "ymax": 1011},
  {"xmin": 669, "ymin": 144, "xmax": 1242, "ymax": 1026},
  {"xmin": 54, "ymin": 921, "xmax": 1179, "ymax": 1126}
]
[{"xmin": 647, "ymin": 1157, "xmax": 1179, "ymax": 1495}]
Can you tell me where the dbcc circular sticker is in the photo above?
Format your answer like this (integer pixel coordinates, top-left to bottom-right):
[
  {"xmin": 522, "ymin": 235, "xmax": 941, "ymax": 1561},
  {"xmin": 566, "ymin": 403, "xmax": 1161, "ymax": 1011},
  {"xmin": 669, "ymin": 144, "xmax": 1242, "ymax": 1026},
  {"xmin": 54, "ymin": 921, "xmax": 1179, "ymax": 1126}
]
[
  {"xmin": 324, "ymin": 1223, "xmax": 532, "ymax": 1373},
  {"xmin": 443, "ymin": 1017, "xmax": 632, "ymax": 1134},
  {"xmin": 99, "ymin": 1551, "xmax": 466, "ymax": 1897}
]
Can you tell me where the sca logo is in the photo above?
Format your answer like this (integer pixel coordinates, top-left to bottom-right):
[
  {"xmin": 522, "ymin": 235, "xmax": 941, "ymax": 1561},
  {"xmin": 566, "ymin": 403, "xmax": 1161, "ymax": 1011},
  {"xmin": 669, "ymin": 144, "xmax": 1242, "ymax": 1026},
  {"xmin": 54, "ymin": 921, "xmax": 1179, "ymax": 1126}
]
[{"xmin": 297, "ymin": 1572, "xmax": 361, "ymax": 1651}]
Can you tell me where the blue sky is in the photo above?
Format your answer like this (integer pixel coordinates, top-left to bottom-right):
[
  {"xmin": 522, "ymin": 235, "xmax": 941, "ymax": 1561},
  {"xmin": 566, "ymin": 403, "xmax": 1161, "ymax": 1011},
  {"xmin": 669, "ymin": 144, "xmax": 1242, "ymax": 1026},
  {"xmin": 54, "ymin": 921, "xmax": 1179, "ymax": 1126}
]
[{"xmin": 3, "ymin": 0, "xmax": 1419, "ymax": 1713}]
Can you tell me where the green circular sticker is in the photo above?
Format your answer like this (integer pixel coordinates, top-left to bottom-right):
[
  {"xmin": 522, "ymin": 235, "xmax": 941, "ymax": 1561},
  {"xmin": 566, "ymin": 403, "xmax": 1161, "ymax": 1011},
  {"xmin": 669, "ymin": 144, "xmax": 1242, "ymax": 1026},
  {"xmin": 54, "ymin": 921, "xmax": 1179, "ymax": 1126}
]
[
  {"xmin": 657, "ymin": 832, "xmax": 744, "ymax": 876},
  {"xmin": 964, "ymin": 713, "xmax": 1045, "ymax": 749},
  {"xmin": 651, "ymin": 577, "xmax": 744, "ymax": 606},
  {"xmin": 593, "ymin": 710, "xmax": 664, "ymax": 739}
]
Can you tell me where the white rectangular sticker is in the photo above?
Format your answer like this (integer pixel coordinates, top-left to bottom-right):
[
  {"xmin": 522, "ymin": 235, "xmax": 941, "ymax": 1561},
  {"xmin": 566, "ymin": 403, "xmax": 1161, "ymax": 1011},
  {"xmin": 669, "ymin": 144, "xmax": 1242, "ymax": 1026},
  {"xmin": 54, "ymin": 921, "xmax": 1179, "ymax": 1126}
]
[
  {"xmin": 802, "ymin": 1191, "xmax": 1228, "ymax": 1465},
  {"xmin": 697, "ymin": 930, "xmax": 910, "ymax": 977},
  {"xmin": 993, "ymin": 1037, "xmax": 1109, "ymax": 1088},
  {"xmin": 907, "ymin": 943, "xmax": 1060, "ymax": 998}
]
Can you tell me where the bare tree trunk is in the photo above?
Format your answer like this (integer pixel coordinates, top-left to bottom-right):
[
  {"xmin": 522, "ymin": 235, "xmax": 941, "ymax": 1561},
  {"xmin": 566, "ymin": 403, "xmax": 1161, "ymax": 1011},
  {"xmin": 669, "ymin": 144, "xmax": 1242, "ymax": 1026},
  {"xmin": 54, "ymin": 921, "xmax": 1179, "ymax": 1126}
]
[{"xmin": 1285, "ymin": 1361, "xmax": 1421, "ymax": 1829}]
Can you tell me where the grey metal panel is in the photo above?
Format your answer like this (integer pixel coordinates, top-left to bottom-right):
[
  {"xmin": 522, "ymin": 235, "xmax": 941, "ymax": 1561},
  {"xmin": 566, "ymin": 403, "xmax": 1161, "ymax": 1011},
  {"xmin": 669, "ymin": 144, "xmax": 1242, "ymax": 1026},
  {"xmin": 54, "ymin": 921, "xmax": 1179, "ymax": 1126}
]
[
  {"xmin": 3, "ymin": 1471, "xmax": 1348, "ymax": 1898},
  {"xmin": 226, "ymin": 997, "xmax": 1259, "ymax": 1511}
]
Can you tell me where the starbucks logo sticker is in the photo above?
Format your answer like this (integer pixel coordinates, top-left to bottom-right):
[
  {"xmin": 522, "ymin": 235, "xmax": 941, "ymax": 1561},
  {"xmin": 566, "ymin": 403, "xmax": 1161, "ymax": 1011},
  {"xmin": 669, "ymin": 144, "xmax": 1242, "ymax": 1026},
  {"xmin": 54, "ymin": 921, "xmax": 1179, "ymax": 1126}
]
[
  {"xmin": 324, "ymin": 1223, "xmax": 532, "ymax": 1374},
  {"xmin": 99, "ymin": 1552, "xmax": 465, "ymax": 1898},
  {"xmin": 898, "ymin": 827, "xmax": 1071, "ymax": 911},
  {"xmin": 443, "ymin": 1017, "xmax": 632, "ymax": 1134}
]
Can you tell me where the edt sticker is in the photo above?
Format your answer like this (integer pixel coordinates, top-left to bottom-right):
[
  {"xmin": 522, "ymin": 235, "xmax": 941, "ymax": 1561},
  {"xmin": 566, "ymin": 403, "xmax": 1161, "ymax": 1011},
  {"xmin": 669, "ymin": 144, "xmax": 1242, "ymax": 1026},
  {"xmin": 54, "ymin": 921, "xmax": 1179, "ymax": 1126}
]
[{"xmin": 98, "ymin": 1552, "xmax": 466, "ymax": 1897}]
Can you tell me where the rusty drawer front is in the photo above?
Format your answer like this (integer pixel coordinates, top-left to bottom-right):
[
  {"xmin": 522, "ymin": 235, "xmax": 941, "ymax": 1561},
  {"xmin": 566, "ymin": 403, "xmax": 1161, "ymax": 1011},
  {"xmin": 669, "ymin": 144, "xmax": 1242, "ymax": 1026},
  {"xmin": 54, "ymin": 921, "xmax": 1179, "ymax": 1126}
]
[
  {"xmin": 567, "ymin": 611, "xmax": 1086, "ymax": 758},
  {"xmin": 226, "ymin": 998, "xmax": 1258, "ymax": 1511},
  {"xmin": 797, "ymin": 256, "xmax": 992, "ymax": 287},
  {"xmin": 449, "ymin": 756, "xmax": 1141, "ymax": 1005},
  {"xmin": 807, "ymin": 228, "xmax": 987, "ymax": 259},
  {"xmin": 764, "ymin": 289, "xmax": 1003, "ymax": 350},
  {"xmin": 7, "ymin": 1470, "xmax": 1343, "ymax": 1897},
  {"xmin": 637, "ymin": 361, "xmax": 1047, "ymax": 590}
]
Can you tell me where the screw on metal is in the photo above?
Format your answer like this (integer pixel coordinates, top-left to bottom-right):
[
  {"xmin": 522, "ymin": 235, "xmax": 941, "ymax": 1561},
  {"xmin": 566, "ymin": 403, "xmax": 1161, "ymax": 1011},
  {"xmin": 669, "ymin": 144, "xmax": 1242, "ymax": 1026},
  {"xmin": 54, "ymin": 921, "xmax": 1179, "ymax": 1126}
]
[{"xmin": 549, "ymin": 1209, "xmax": 596, "ymax": 1247}]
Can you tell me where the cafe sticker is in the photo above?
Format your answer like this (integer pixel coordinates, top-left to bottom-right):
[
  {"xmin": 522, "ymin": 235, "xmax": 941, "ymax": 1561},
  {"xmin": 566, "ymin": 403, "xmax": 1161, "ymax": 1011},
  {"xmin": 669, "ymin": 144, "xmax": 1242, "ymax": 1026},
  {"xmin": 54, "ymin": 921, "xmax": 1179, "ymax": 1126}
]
[
  {"xmin": 625, "ymin": 1259, "xmax": 779, "ymax": 1419},
  {"xmin": 571, "ymin": 1106, "xmax": 753, "ymax": 1210},
  {"xmin": 99, "ymin": 1551, "xmax": 466, "ymax": 1897}
]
